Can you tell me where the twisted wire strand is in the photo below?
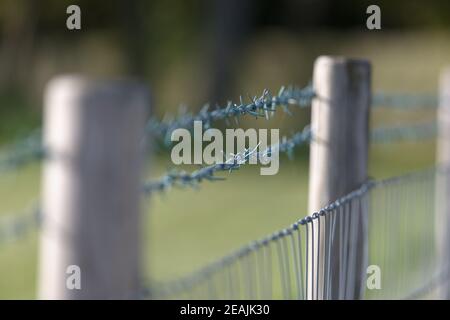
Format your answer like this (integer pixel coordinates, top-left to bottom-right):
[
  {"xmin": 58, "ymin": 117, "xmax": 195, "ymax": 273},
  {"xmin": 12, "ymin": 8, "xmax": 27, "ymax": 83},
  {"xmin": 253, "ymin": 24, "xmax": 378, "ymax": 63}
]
[
  {"xmin": 142, "ymin": 125, "xmax": 312, "ymax": 194},
  {"xmin": 145, "ymin": 179, "xmax": 374, "ymax": 299},
  {"xmin": 143, "ymin": 121, "xmax": 437, "ymax": 194},
  {"xmin": 371, "ymin": 121, "xmax": 437, "ymax": 143},
  {"xmin": 404, "ymin": 266, "xmax": 450, "ymax": 300},
  {"xmin": 146, "ymin": 85, "xmax": 315, "ymax": 145},
  {"xmin": 372, "ymin": 92, "xmax": 438, "ymax": 109}
]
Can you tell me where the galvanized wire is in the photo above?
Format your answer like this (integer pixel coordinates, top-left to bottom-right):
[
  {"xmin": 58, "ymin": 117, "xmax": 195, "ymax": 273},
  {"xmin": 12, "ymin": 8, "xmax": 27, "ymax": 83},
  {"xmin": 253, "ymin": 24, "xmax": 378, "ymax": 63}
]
[
  {"xmin": 372, "ymin": 92, "xmax": 438, "ymax": 110},
  {"xmin": 0, "ymin": 90, "xmax": 442, "ymax": 246},
  {"xmin": 371, "ymin": 121, "xmax": 437, "ymax": 143},
  {"xmin": 142, "ymin": 125, "xmax": 312, "ymax": 193},
  {"xmin": 0, "ymin": 205, "xmax": 41, "ymax": 245},
  {"xmin": 146, "ymin": 167, "xmax": 445, "ymax": 300},
  {"xmin": 0, "ymin": 89, "xmax": 438, "ymax": 176},
  {"xmin": 146, "ymin": 85, "xmax": 315, "ymax": 145},
  {"xmin": 144, "ymin": 121, "xmax": 437, "ymax": 194}
]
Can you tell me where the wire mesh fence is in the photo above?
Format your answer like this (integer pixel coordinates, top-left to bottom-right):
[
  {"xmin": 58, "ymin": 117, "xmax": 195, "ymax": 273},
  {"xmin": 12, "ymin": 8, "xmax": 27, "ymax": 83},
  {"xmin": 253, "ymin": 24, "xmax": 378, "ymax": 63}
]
[
  {"xmin": 147, "ymin": 167, "xmax": 446, "ymax": 300},
  {"xmin": 0, "ymin": 86, "xmax": 445, "ymax": 299}
]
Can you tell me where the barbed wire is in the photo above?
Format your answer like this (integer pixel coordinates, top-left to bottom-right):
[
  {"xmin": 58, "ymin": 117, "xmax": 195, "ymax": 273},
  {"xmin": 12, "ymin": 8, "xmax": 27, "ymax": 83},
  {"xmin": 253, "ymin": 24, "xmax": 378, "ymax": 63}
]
[
  {"xmin": 0, "ymin": 121, "xmax": 439, "ymax": 245},
  {"xmin": 145, "ymin": 167, "xmax": 440, "ymax": 299},
  {"xmin": 0, "ymin": 89, "xmax": 439, "ymax": 176},
  {"xmin": 142, "ymin": 125, "xmax": 312, "ymax": 194},
  {"xmin": 147, "ymin": 90, "xmax": 438, "ymax": 146},
  {"xmin": 371, "ymin": 121, "xmax": 437, "ymax": 143},
  {"xmin": 143, "ymin": 121, "xmax": 437, "ymax": 194},
  {"xmin": 145, "ymin": 177, "xmax": 376, "ymax": 299},
  {"xmin": 146, "ymin": 85, "xmax": 315, "ymax": 145},
  {"xmin": 372, "ymin": 92, "xmax": 438, "ymax": 109}
]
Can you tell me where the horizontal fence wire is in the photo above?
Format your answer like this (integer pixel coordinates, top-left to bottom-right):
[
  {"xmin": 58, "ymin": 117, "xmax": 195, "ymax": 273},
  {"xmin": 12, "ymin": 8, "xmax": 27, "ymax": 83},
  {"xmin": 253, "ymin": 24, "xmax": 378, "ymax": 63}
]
[
  {"xmin": 146, "ymin": 167, "xmax": 445, "ymax": 300},
  {"xmin": 0, "ymin": 120, "xmax": 439, "ymax": 244},
  {"xmin": 142, "ymin": 125, "xmax": 311, "ymax": 193},
  {"xmin": 372, "ymin": 92, "xmax": 438, "ymax": 110},
  {"xmin": 0, "ymin": 89, "xmax": 438, "ymax": 175},
  {"xmin": 143, "ymin": 121, "xmax": 438, "ymax": 193},
  {"xmin": 0, "ymin": 90, "xmax": 441, "ymax": 245},
  {"xmin": 403, "ymin": 266, "xmax": 450, "ymax": 300}
]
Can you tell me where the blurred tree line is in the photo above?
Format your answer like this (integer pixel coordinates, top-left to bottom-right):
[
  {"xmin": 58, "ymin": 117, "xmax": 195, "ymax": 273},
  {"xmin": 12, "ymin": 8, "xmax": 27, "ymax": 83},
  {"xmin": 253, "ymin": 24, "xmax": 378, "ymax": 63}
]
[{"xmin": 0, "ymin": 0, "xmax": 449, "ymax": 141}]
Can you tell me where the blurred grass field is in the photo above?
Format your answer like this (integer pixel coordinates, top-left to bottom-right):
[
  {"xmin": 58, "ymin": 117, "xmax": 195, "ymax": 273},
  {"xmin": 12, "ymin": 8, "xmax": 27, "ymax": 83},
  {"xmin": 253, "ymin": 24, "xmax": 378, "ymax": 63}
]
[
  {"xmin": 0, "ymin": 30, "xmax": 448, "ymax": 299},
  {"xmin": 0, "ymin": 141, "xmax": 435, "ymax": 299}
]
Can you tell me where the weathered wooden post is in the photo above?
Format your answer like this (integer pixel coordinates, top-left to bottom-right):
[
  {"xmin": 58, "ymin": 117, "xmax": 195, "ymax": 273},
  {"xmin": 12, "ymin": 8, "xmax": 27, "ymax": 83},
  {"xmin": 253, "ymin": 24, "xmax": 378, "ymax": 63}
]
[
  {"xmin": 38, "ymin": 75, "xmax": 149, "ymax": 299},
  {"xmin": 308, "ymin": 56, "xmax": 371, "ymax": 299},
  {"xmin": 436, "ymin": 67, "xmax": 450, "ymax": 299}
]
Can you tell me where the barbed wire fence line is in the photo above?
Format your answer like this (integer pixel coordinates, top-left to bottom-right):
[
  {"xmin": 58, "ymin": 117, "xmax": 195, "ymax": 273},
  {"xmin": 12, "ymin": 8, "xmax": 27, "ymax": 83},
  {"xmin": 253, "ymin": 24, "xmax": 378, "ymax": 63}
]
[
  {"xmin": 0, "ymin": 88, "xmax": 438, "ymax": 174},
  {"xmin": 0, "ymin": 116, "xmax": 438, "ymax": 245},
  {"xmin": 0, "ymin": 98, "xmax": 441, "ymax": 236},
  {"xmin": 1, "ymin": 57, "xmax": 449, "ymax": 300}
]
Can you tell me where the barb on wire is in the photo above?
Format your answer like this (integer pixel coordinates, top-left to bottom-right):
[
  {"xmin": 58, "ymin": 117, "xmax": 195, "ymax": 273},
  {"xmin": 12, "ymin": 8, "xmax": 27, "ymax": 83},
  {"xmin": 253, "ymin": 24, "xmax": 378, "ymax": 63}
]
[
  {"xmin": 142, "ymin": 125, "xmax": 312, "ymax": 194},
  {"xmin": 0, "ymin": 130, "xmax": 45, "ymax": 173},
  {"xmin": 372, "ymin": 92, "xmax": 438, "ymax": 109},
  {"xmin": 371, "ymin": 121, "xmax": 437, "ymax": 143},
  {"xmin": 0, "ymin": 205, "xmax": 41, "ymax": 245},
  {"xmin": 146, "ymin": 85, "xmax": 315, "ymax": 145},
  {"xmin": 144, "ymin": 120, "xmax": 438, "ymax": 194}
]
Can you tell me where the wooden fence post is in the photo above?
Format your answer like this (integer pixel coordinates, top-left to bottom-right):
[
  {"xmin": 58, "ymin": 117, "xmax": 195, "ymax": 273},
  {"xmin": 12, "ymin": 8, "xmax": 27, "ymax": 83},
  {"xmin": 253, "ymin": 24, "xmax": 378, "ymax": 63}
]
[
  {"xmin": 436, "ymin": 67, "xmax": 450, "ymax": 299},
  {"xmin": 308, "ymin": 56, "xmax": 371, "ymax": 300},
  {"xmin": 38, "ymin": 75, "xmax": 150, "ymax": 299}
]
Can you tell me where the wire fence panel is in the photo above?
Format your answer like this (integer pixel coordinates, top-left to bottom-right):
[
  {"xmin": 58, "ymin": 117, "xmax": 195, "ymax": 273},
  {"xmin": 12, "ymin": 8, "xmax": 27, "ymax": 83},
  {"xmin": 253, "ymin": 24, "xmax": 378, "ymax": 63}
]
[
  {"xmin": 370, "ymin": 121, "xmax": 437, "ymax": 144},
  {"xmin": 0, "ymin": 89, "xmax": 445, "ymax": 298},
  {"xmin": 366, "ymin": 169, "xmax": 438, "ymax": 299},
  {"xmin": 148, "ymin": 167, "xmax": 446, "ymax": 300},
  {"xmin": 0, "ymin": 90, "xmax": 438, "ymax": 177}
]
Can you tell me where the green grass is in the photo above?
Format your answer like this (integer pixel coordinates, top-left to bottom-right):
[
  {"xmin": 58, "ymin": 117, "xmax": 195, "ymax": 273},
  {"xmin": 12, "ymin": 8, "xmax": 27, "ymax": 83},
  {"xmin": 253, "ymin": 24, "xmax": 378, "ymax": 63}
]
[
  {"xmin": 1, "ymin": 29, "xmax": 447, "ymax": 299},
  {"xmin": 0, "ymin": 140, "xmax": 435, "ymax": 299}
]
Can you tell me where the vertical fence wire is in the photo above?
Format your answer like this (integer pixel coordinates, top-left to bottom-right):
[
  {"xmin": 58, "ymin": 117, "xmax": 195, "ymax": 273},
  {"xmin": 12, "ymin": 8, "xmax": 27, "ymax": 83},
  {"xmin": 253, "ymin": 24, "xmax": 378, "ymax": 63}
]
[{"xmin": 149, "ymin": 167, "xmax": 448, "ymax": 300}]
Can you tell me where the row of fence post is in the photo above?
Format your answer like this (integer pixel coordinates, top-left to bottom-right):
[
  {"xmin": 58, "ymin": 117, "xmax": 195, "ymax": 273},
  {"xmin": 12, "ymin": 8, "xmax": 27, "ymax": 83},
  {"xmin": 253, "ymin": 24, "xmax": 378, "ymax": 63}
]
[{"xmin": 37, "ymin": 57, "xmax": 450, "ymax": 299}]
